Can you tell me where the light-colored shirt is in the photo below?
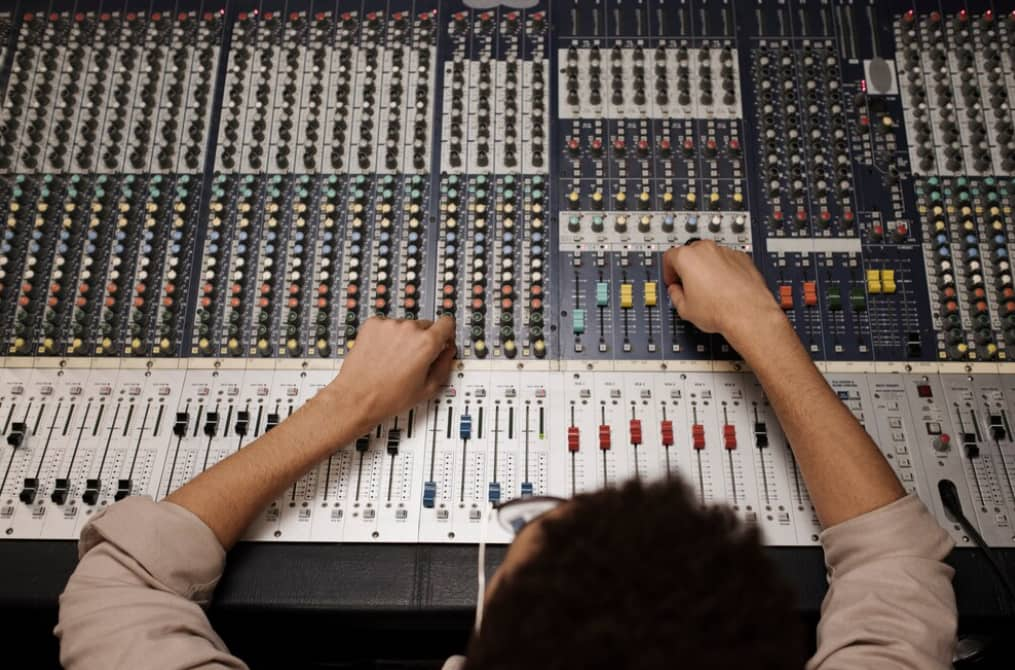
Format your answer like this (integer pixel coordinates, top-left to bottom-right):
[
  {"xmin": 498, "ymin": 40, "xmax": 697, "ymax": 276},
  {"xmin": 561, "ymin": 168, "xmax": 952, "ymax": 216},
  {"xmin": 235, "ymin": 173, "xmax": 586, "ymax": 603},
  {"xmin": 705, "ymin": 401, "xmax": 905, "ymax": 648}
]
[{"xmin": 56, "ymin": 494, "xmax": 956, "ymax": 669}]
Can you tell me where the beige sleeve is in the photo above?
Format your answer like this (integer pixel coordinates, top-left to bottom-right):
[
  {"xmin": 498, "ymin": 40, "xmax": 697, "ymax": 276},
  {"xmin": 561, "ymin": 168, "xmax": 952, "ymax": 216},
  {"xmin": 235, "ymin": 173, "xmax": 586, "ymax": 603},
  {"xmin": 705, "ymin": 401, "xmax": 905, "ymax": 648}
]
[
  {"xmin": 807, "ymin": 494, "xmax": 957, "ymax": 670},
  {"xmin": 55, "ymin": 496, "xmax": 248, "ymax": 670}
]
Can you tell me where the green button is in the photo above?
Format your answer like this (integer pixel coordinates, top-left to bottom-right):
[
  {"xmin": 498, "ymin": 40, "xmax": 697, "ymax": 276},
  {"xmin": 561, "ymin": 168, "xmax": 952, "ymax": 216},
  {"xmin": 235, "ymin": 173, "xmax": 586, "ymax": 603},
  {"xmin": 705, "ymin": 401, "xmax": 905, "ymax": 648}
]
[
  {"xmin": 850, "ymin": 287, "xmax": 866, "ymax": 311},
  {"xmin": 596, "ymin": 282, "xmax": 609, "ymax": 307}
]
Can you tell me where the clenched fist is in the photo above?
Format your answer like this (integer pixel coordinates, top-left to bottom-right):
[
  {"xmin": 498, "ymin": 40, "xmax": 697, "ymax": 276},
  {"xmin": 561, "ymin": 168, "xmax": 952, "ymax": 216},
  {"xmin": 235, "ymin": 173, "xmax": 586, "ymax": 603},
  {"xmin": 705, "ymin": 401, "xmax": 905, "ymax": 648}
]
[
  {"xmin": 662, "ymin": 241, "xmax": 785, "ymax": 348},
  {"xmin": 325, "ymin": 316, "xmax": 457, "ymax": 433}
]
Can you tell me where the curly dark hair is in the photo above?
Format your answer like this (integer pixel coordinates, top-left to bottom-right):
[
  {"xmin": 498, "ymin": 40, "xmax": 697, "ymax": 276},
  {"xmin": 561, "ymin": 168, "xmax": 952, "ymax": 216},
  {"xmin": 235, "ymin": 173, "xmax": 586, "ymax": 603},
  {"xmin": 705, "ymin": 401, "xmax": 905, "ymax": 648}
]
[{"xmin": 464, "ymin": 478, "xmax": 804, "ymax": 670}]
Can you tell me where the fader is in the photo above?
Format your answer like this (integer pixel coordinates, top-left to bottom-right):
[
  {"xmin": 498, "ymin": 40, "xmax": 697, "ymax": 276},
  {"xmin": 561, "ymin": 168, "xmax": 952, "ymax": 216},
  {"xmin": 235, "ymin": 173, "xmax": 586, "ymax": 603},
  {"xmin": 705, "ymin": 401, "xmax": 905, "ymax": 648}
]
[{"xmin": 1, "ymin": 1, "xmax": 1015, "ymax": 549}]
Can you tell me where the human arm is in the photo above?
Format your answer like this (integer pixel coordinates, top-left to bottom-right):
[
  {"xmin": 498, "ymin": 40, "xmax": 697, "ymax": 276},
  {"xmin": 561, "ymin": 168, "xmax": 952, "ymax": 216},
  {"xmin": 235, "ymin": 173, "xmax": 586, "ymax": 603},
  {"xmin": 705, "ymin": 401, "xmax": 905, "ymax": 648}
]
[
  {"xmin": 165, "ymin": 315, "xmax": 457, "ymax": 549},
  {"xmin": 662, "ymin": 241, "xmax": 902, "ymax": 527},
  {"xmin": 663, "ymin": 242, "xmax": 955, "ymax": 669},
  {"xmin": 56, "ymin": 317, "xmax": 457, "ymax": 669}
]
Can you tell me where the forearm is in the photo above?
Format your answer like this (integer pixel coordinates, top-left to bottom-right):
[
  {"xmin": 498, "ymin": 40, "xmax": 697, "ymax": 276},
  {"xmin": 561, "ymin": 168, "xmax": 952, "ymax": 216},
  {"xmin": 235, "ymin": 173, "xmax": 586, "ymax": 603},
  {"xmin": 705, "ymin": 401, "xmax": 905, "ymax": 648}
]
[
  {"xmin": 728, "ymin": 311, "xmax": 904, "ymax": 527},
  {"xmin": 167, "ymin": 383, "xmax": 366, "ymax": 549}
]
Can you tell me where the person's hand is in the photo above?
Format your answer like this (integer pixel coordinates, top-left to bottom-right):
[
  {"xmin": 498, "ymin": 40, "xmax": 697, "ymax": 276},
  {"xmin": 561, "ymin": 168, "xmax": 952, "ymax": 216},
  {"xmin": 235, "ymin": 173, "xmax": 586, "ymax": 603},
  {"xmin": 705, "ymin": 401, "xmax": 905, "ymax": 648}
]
[
  {"xmin": 662, "ymin": 241, "xmax": 784, "ymax": 345},
  {"xmin": 325, "ymin": 316, "xmax": 457, "ymax": 432}
]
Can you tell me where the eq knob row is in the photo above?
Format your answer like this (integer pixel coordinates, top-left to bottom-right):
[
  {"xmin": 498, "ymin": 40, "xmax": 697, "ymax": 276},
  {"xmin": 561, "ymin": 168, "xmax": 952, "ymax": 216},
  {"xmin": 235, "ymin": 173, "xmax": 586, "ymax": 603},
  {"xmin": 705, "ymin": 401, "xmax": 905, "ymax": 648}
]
[
  {"xmin": 567, "ymin": 135, "xmax": 741, "ymax": 159},
  {"xmin": 572, "ymin": 188, "xmax": 744, "ymax": 212},
  {"xmin": 566, "ymin": 213, "xmax": 746, "ymax": 235},
  {"xmin": 450, "ymin": 10, "xmax": 543, "ymax": 36}
]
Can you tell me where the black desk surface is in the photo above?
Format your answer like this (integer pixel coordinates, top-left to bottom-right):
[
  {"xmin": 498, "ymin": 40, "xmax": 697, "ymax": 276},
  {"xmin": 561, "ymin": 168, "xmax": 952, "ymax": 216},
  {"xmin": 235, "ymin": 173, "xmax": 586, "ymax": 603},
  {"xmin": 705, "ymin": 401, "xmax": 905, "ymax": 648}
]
[{"xmin": 2, "ymin": 542, "xmax": 1012, "ymax": 667}]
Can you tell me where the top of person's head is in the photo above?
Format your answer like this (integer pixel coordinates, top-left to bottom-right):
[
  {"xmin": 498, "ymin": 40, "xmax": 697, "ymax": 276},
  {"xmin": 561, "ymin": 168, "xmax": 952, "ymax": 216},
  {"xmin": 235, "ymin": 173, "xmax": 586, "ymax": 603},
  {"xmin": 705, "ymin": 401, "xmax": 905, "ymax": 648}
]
[{"xmin": 464, "ymin": 478, "xmax": 804, "ymax": 670}]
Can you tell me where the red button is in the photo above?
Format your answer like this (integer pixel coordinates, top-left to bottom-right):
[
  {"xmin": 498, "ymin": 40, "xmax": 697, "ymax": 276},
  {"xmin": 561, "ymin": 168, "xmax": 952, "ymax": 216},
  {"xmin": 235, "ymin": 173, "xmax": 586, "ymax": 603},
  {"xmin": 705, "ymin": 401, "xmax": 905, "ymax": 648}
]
[
  {"xmin": 598, "ymin": 425, "xmax": 611, "ymax": 450},
  {"xmin": 629, "ymin": 419, "xmax": 642, "ymax": 446},
  {"xmin": 723, "ymin": 425, "xmax": 737, "ymax": 450},
  {"xmin": 567, "ymin": 426, "xmax": 580, "ymax": 452},
  {"xmin": 692, "ymin": 424, "xmax": 705, "ymax": 450},
  {"xmin": 660, "ymin": 420, "xmax": 674, "ymax": 447}
]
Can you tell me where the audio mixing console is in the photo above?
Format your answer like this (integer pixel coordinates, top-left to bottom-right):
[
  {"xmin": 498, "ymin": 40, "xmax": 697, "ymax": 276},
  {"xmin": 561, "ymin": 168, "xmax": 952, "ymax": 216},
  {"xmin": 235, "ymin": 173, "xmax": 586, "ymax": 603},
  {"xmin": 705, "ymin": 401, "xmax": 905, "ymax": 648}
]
[{"xmin": 1, "ymin": 1, "xmax": 1015, "ymax": 552}]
